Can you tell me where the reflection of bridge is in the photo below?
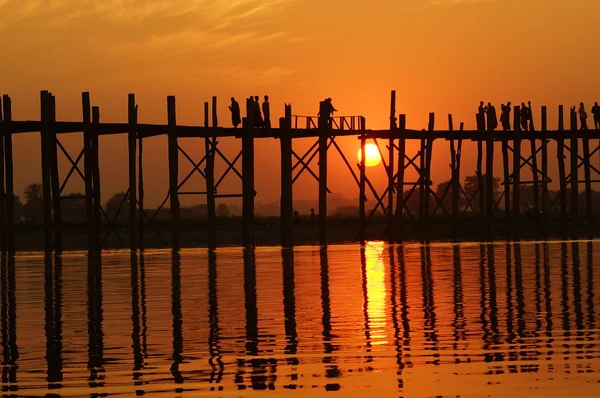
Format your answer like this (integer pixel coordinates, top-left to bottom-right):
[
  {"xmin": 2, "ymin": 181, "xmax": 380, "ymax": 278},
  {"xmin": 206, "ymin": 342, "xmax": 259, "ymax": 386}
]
[{"xmin": 0, "ymin": 90, "xmax": 599, "ymax": 253}]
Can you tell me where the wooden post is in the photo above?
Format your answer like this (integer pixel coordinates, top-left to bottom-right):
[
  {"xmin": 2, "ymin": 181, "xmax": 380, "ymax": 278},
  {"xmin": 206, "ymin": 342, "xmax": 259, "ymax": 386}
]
[
  {"xmin": 582, "ymin": 134, "xmax": 592, "ymax": 234},
  {"xmin": 128, "ymin": 94, "xmax": 137, "ymax": 251},
  {"xmin": 91, "ymin": 106, "xmax": 101, "ymax": 252},
  {"xmin": 2, "ymin": 96, "xmax": 15, "ymax": 254},
  {"xmin": 167, "ymin": 96, "xmax": 180, "ymax": 252},
  {"xmin": 206, "ymin": 97, "xmax": 217, "ymax": 250},
  {"xmin": 394, "ymin": 115, "xmax": 406, "ymax": 241},
  {"xmin": 40, "ymin": 91, "xmax": 53, "ymax": 253},
  {"xmin": 502, "ymin": 131, "xmax": 511, "ymax": 228},
  {"xmin": 418, "ymin": 135, "xmax": 426, "ymax": 239},
  {"xmin": 540, "ymin": 106, "xmax": 548, "ymax": 237},
  {"xmin": 359, "ymin": 133, "xmax": 366, "ymax": 245},
  {"xmin": 449, "ymin": 115, "xmax": 458, "ymax": 236},
  {"xmin": 0, "ymin": 96, "xmax": 6, "ymax": 251},
  {"xmin": 242, "ymin": 100, "xmax": 255, "ymax": 247},
  {"xmin": 280, "ymin": 104, "xmax": 293, "ymax": 247},
  {"xmin": 512, "ymin": 105, "xmax": 521, "ymax": 238},
  {"xmin": 485, "ymin": 128, "xmax": 494, "ymax": 240},
  {"xmin": 475, "ymin": 113, "xmax": 485, "ymax": 226},
  {"xmin": 48, "ymin": 94, "xmax": 63, "ymax": 254},
  {"xmin": 557, "ymin": 105, "xmax": 568, "ymax": 233},
  {"xmin": 424, "ymin": 113, "xmax": 434, "ymax": 240},
  {"xmin": 569, "ymin": 107, "xmax": 578, "ymax": 238},
  {"xmin": 530, "ymin": 110, "xmax": 539, "ymax": 234},
  {"xmin": 82, "ymin": 92, "xmax": 94, "ymax": 252},
  {"xmin": 388, "ymin": 90, "xmax": 396, "ymax": 243},
  {"xmin": 138, "ymin": 126, "xmax": 144, "ymax": 252},
  {"xmin": 318, "ymin": 101, "xmax": 328, "ymax": 246}
]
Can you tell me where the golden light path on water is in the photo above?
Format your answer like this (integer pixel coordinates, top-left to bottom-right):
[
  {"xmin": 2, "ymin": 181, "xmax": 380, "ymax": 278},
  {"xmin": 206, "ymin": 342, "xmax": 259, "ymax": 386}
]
[{"xmin": 365, "ymin": 241, "xmax": 387, "ymax": 344}]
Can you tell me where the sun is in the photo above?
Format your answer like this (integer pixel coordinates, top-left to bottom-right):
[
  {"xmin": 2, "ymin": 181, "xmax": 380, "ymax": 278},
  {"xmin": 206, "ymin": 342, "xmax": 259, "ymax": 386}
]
[{"xmin": 357, "ymin": 143, "xmax": 382, "ymax": 167}]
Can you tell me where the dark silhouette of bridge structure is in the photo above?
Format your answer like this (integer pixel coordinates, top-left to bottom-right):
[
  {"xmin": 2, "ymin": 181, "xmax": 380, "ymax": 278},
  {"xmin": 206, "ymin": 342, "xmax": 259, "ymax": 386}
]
[{"xmin": 0, "ymin": 90, "xmax": 598, "ymax": 254}]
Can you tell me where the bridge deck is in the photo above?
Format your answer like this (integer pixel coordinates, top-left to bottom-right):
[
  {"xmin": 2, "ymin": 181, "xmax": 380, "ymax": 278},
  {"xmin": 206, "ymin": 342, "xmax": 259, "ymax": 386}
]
[{"xmin": 2, "ymin": 120, "xmax": 599, "ymax": 140}]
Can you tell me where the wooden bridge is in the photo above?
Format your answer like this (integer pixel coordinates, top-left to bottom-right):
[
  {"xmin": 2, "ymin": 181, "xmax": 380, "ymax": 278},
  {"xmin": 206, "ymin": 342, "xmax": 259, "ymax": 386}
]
[{"xmin": 0, "ymin": 90, "xmax": 598, "ymax": 254}]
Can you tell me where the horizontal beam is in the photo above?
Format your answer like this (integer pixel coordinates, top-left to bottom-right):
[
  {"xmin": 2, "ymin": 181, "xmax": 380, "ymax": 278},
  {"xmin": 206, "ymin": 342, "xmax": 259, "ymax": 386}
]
[{"xmin": 3, "ymin": 120, "xmax": 600, "ymax": 141}]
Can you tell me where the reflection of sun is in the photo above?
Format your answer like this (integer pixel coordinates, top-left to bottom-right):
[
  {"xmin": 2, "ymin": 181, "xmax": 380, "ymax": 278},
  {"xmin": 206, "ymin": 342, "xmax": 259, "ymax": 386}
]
[
  {"xmin": 357, "ymin": 143, "xmax": 382, "ymax": 167},
  {"xmin": 365, "ymin": 241, "xmax": 387, "ymax": 343}
]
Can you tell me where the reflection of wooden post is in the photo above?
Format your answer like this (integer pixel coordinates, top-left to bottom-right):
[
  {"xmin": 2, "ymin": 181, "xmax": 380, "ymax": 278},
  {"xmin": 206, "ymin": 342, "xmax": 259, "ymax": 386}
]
[
  {"xmin": 359, "ymin": 132, "xmax": 366, "ymax": 245},
  {"xmin": 569, "ymin": 107, "xmax": 578, "ymax": 238},
  {"xmin": 512, "ymin": 106, "xmax": 521, "ymax": 238},
  {"xmin": 91, "ymin": 106, "xmax": 101, "ymax": 251},
  {"xmin": 49, "ymin": 94, "xmax": 63, "ymax": 254},
  {"xmin": 394, "ymin": 115, "xmax": 406, "ymax": 241},
  {"xmin": 280, "ymin": 104, "xmax": 293, "ymax": 247},
  {"xmin": 557, "ymin": 105, "xmax": 567, "ymax": 233},
  {"xmin": 388, "ymin": 91, "xmax": 396, "ymax": 243},
  {"xmin": 2, "ymin": 95, "xmax": 15, "ymax": 254},
  {"xmin": 82, "ymin": 92, "xmax": 94, "ymax": 252},
  {"xmin": 540, "ymin": 106, "xmax": 548, "ymax": 237},
  {"xmin": 167, "ymin": 96, "xmax": 180, "ymax": 252},
  {"xmin": 128, "ymin": 94, "xmax": 137, "ymax": 251},
  {"xmin": 206, "ymin": 97, "xmax": 217, "ymax": 250},
  {"xmin": 318, "ymin": 100, "xmax": 328, "ymax": 246}
]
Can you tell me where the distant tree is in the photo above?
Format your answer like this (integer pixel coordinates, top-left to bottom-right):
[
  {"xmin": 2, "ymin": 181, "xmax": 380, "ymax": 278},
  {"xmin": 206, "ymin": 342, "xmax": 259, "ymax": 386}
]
[
  {"xmin": 463, "ymin": 175, "xmax": 501, "ymax": 212},
  {"xmin": 21, "ymin": 183, "xmax": 44, "ymax": 222},
  {"xmin": 334, "ymin": 205, "xmax": 359, "ymax": 217},
  {"xmin": 13, "ymin": 195, "xmax": 22, "ymax": 222},
  {"xmin": 105, "ymin": 191, "xmax": 128, "ymax": 221},
  {"xmin": 217, "ymin": 203, "xmax": 229, "ymax": 217},
  {"xmin": 434, "ymin": 180, "xmax": 465, "ymax": 212}
]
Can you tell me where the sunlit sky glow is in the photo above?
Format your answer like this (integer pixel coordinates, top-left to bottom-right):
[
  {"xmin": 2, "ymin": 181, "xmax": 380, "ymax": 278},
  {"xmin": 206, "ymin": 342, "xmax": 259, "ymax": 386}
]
[{"xmin": 1, "ymin": 0, "xmax": 598, "ymax": 207}]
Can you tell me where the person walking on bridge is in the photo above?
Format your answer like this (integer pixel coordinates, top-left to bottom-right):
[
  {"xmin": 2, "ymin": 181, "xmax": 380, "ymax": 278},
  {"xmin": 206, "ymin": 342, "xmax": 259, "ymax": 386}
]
[
  {"xmin": 520, "ymin": 102, "xmax": 531, "ymax": 131},
  {"xmin": 578, "ymin": 102, "xmax": 588, "ymax": 131},
  {"xmin": 486, "ymin": 102, "xmax": 498, "ymax": 131},
  {"xmin": 500, "ymin": 102, "xmax": 512, "ymax": 131},
  {"xmin": 262, "ymin": 95, "xmax": 271, "ymax": 129},
  {"xmin": 592, "ymin": 102, "xmax": 600, "ymax": 130},
  {"xmin": 229, "ymin": 97, "xmax": 241, "ymax": 128}
]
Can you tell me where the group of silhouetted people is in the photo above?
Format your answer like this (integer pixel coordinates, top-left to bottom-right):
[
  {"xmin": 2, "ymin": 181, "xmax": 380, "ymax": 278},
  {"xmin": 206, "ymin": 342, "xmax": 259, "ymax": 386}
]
[
  {"xmin": 578, "ymin": 102, "xmax": 600, "ymax": 131},
  {"xmin": 478, "ymin": 101, "xmax": 534, "ymax": 131},
  {"xmin": 477, "ymin": 101, "xmax": 600, "ymax": 132},
  {"xmin": 228, "ymin": 95, "xmax": 271, "ymax": 128}
]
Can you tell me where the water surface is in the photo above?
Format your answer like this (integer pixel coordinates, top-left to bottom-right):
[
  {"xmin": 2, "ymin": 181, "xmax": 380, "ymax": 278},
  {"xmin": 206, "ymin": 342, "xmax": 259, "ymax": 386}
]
[{"xmin": 1, "ymin": 241, "xmax": 600, "ymax": 397}]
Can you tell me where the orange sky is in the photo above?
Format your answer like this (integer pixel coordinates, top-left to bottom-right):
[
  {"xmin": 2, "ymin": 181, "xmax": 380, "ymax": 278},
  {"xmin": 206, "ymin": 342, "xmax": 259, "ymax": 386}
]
[{"xmin": 1, "ymin": 0, "xmax": 599, "ymax": 208}]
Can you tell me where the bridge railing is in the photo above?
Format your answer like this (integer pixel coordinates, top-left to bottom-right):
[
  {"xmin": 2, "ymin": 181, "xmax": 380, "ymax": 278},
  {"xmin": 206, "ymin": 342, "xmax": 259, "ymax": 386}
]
[{"xmin": 291, "ymin": 115, "xmax": 366, "ymax": 131}]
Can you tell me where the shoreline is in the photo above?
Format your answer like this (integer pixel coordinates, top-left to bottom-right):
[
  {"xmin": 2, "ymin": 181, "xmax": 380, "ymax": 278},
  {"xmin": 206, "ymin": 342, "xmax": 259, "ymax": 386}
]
[{"xmin": 7, "ymin": 217, "xmax": 594, "ymax": 252}]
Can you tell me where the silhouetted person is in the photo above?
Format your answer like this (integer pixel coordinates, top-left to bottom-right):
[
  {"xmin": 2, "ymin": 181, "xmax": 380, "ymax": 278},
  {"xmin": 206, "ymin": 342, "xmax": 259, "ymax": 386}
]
[
  {"xmin": 262, "ymin": 95, "xmax": 271, "ymax": 129},
  {"xmin": 477, "ymin": 101, "xmax": 486, "ymax": 131},
  {"xmin": 500, "ymin": 102, "xmax": 512, "ymax": 131},
  {"xmin": 520, "ymin": 102, "xmax": 530, "ymax": 131},
  {"xmin": 486, "ymin": 102, "xmax": 498, "ymax": 131},
  {"xmin": 318, "ymin": 98, "xmax": 337, "ymax": 128},
  {"xmin": 253, "ymin": 96, "xmax": 263, "ymax": 128},
  {"xmin": 310, "ymin": 209, "xmax": 315, "ymax": 225},
  {"xmin": 592, "ymin": 102, "xmax": 600, "ymax": 130},
  {"xmin": 293, "ymin": 211, "xmax": 300, "ymax": 225},
  {"xmin": 578, "ymin": 102, "xmax": 588, "ymax": 131},
  {"xmin": 229, "ymin": 97, "xmax": 241, "ymax": 128}
]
